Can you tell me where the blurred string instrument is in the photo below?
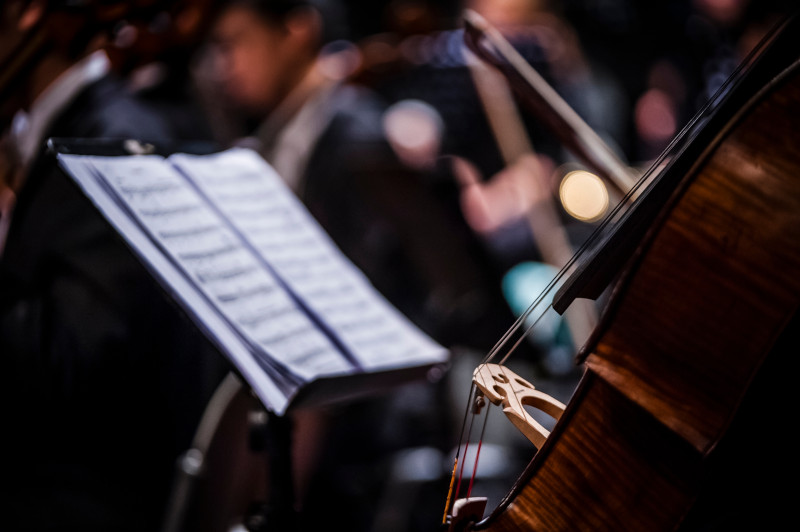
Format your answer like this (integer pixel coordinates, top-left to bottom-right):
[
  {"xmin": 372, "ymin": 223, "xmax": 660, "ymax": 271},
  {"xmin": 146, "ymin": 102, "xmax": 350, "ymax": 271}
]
[
  {"xmin": 462, "ymin": 12, "xmax": 638, "ymax": 200},
  {"xmin": 443, "ymin": 8, "xmax": 800, "ymax": 531},
  {"xmin": 353, "ymin": 7, "xmax": 641, "ymax": 354},
  {"xmin": 458, "ymin": 9, "xmax": 642, "ymax": 356}
]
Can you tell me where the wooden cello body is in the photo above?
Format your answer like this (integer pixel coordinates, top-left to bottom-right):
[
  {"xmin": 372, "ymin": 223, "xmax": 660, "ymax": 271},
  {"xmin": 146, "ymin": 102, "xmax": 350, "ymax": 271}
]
[{"xmin": 468, "ymin": 11, "xmax": 800, "ymax": 532}]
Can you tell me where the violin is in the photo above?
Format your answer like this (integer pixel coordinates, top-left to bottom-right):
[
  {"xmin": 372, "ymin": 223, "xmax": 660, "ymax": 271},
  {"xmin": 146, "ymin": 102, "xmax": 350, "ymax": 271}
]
[{"xmin": 445, "ymin": 8, "xmax": 800, "ymax": 531}]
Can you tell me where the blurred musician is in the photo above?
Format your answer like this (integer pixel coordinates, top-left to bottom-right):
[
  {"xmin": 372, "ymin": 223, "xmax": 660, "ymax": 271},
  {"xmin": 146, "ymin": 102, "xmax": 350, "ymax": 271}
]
[
  {"xmin": 204, "ymin": 1, "xmax": 534, "ymax": 529},
  {"xmin": 0, "ymin": 2, "xmax": 228, "ymax": 530},
  {"xmin": 209, "ymin": 0, "xmax": 517, "ymax": 352},
  {"xmin": 107, "ymin": 0, "xmax": 227, "ymax": 143},
  {"xmin": 351, "ymin": 1, "xmax": 629, "ymax": 378}
]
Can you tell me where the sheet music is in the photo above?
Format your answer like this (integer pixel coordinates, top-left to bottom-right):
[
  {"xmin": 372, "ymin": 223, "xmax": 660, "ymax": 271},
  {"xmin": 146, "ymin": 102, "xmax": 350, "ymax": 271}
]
[
  {"xmin": 169, "ymin": 148, "xmax": 448, "ymax": 370},
  {"xmin": 57, "ymin": 154, "xmax": 296, "ymax": 413},
  {"xmin": 83, "ymin": 155, "xmax": 354, "ymax": 382}
]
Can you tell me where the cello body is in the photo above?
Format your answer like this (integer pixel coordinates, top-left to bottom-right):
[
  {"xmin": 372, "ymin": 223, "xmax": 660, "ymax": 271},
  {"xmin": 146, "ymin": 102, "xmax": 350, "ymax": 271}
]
[{"xmin": 473, "ymin": 11, "xmax": 800, "ymax": 532}]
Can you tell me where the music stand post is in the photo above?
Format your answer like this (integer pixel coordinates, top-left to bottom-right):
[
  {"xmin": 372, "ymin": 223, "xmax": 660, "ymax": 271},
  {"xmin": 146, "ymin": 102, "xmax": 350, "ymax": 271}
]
[{"xmin": 161, "ymin": 372, "xmax": 299, "ymax": 532}]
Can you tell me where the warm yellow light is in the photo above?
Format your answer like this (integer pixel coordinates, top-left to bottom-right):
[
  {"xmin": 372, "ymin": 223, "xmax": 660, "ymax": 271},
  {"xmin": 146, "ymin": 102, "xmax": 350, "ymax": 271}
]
[{"xmin": 559, "ymin": 170, "xmax": 609, "ymax": 222}]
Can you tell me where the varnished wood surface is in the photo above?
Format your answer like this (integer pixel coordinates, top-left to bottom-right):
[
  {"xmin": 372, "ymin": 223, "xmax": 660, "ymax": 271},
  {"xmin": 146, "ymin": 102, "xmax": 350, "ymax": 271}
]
[
  {"xmin": 589, "ymin": 63, "xmax": 800, "ymax": 455},
  {"xmin": 484, "ymin": 374, "xmax": 702, "ymax": 532},
  {"xmin": 477, "ymin": 43, "xmax": 800, "ymax": 532}
]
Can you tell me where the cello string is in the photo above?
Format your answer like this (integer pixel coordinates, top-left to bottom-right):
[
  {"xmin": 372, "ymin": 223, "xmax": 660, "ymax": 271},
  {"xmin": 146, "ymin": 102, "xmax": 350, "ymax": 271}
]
[
  {"xmin": 442, "ymin": 455, "xmax": 459, "ymax": 523},
  {"xmin": 442, "ymin": 384, "xmax": 475, "ymax": 522},
  {"xmin": 444, "ymin": 378, "xmax": 485, "ymax": 520},
  {"xmin": 467, "ymin": 406, "xmax": 491, "ymax": 499},
  {"xmin": 456, "ymin": 383, "xmax": 478, "ymax": 446},
  {"xmin": 498, "ymin": 304, "xmax": 554, "ymax": 366},
  {"xmin": 481, "ymin": 151, "xmax": 653, "ymax": 368},
  {"xmin": 454, "ymin": 403, "xmax": 478, "ymax": 502}
]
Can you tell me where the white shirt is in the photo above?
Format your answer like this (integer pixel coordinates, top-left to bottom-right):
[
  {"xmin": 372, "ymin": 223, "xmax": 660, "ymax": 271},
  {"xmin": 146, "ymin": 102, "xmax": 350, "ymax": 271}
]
[
  {"xmin": 9, "ymin": 50, "xmax": 111, "ymax": 171},
  {"xmin": 261, "ymin": 83, "xmax": 346, "ymax": 194}
]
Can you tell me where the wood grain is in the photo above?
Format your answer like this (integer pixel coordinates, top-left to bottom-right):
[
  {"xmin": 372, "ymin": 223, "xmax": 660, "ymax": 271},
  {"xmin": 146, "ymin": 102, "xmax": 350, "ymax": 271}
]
[{"xmin": 476, "ymin": 42, "xmax": 800, "ymax": 532}]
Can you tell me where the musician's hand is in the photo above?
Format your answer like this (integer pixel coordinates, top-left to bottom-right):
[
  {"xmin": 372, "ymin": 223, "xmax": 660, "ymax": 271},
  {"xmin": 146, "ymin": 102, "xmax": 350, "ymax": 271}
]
[{"xmin": 452, "ymin": 153, "xmax": 555, "ymax": 234}]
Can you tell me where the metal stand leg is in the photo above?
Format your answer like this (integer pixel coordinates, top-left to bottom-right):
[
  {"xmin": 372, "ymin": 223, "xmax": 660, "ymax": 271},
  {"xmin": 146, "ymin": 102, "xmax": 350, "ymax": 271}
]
[
  {"xmin": 242, "ymin": 411, "xmax": 298, "ymax": 532},
  {"xmin": 161, "ymin": 372, "xmax": 244, "ymax": 532}
]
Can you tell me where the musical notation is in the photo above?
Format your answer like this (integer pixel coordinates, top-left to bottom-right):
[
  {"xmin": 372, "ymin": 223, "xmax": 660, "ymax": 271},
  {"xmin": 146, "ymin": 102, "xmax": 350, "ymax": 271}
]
[
  {"xmin": 57, "ymin": 146, "xmax": 448, "ymax": 414},
  {"xmin": 90, "ymin": 155, "xmax": 350, "ymax": 380}
]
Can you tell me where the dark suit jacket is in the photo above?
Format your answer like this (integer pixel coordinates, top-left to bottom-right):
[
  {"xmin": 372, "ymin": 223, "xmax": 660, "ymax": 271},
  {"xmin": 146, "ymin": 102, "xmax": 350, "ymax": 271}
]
[{"xmin": 0, "ymin": 75, "xmax": 228, "ymax": 531}]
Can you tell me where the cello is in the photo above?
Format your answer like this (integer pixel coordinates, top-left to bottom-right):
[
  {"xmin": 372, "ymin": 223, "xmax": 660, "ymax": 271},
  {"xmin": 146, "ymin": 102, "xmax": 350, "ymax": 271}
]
[{"xmin": 445, "ymin": 8, "xmax": 800, "ymax": 531}]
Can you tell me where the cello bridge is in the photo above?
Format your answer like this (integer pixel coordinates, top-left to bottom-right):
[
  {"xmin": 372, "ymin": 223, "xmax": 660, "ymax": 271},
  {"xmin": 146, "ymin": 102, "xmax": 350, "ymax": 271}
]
[{"xmin": 472, "ymin": 363, "xmax": 566, "ymax": 448}]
